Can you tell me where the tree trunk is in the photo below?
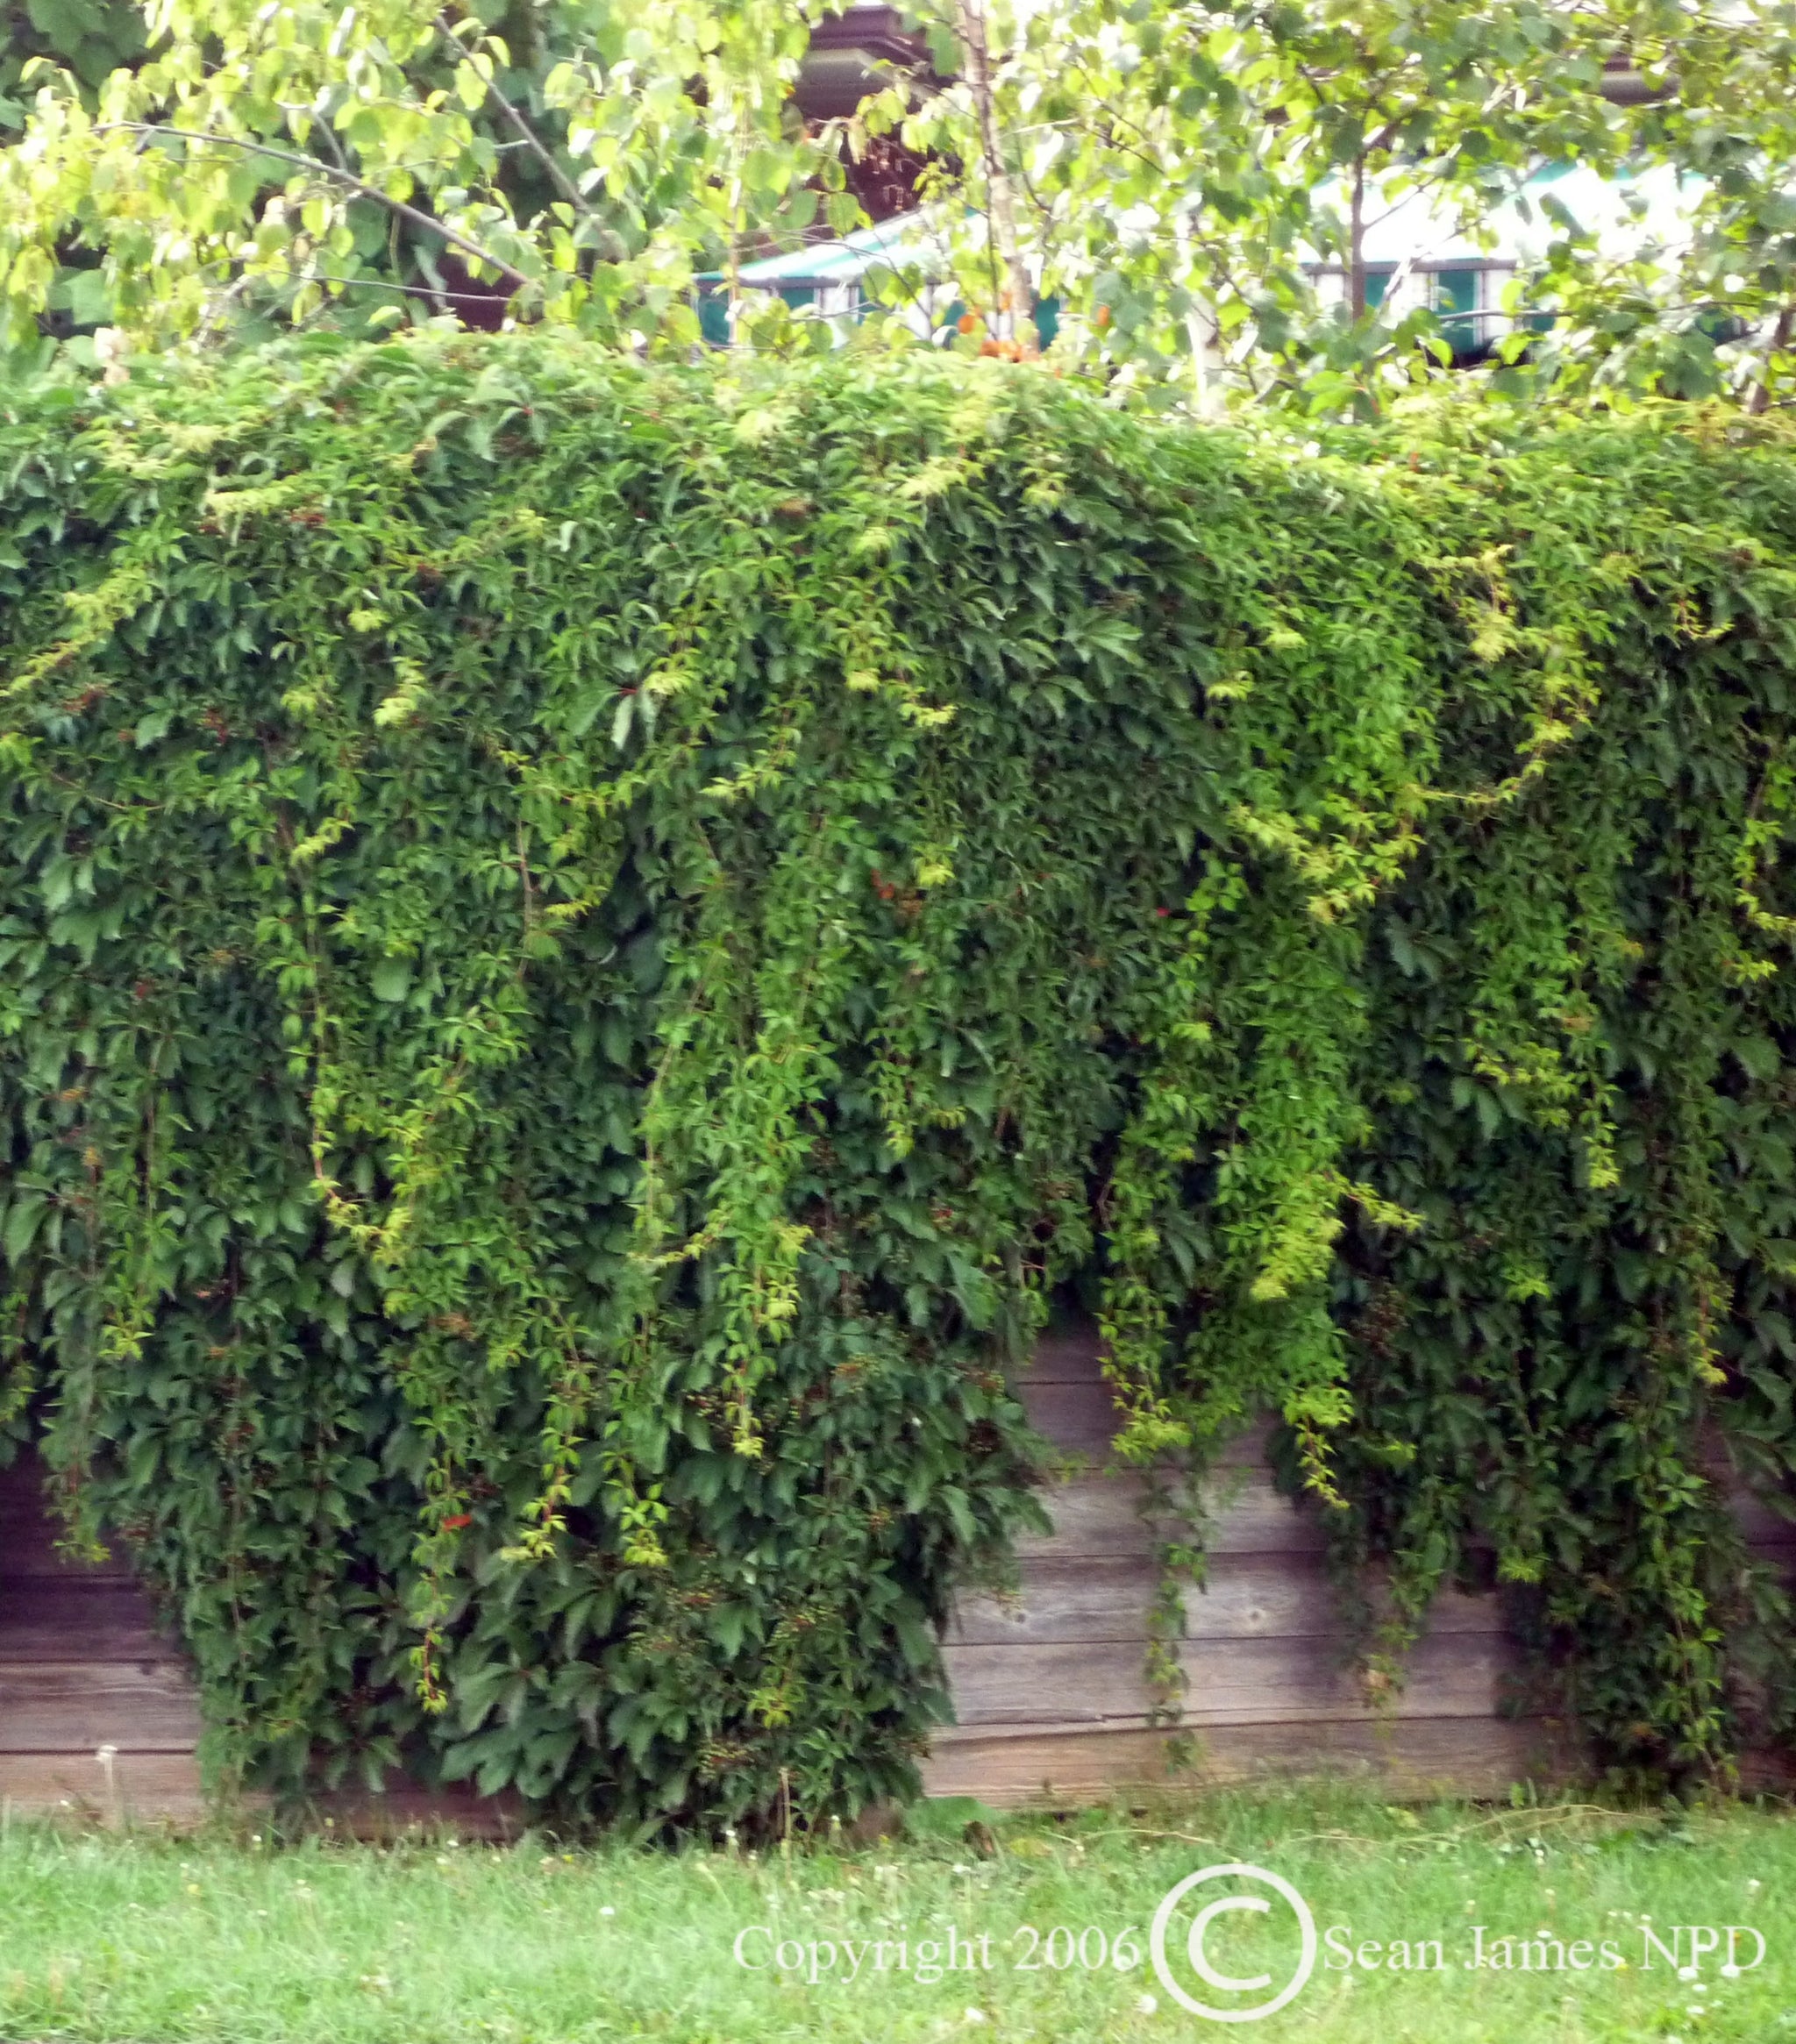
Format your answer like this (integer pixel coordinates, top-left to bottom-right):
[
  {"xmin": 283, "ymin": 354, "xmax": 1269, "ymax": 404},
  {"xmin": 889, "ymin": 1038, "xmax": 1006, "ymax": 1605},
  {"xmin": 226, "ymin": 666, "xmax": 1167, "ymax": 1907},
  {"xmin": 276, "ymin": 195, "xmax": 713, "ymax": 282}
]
[
  {"xmin": 1173, "ymin": 209, "xmax": 1211, "ymax": 417},
  {"xmin": 1349, "ymin": 156, "xmax": 1367, "ymax": 320},
  {"xmin": 954, "ymin": 0, "xmax": 1036, "ymax": 348}
]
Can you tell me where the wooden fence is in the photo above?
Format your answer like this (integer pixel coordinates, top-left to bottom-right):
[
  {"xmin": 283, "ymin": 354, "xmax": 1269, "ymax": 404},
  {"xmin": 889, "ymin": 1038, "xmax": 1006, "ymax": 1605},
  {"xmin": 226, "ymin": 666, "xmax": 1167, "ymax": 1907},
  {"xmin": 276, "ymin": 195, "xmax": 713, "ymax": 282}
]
[
  {"xmin": 0, "ymin": 1459, "xmax": 203, "ymax": 1820},
  {"xmin": 2, "ymin": 1326, "xmax": 1790, "ymax": 1821},
  {"xmin": 923, "ymin": 1328, "xmax": 1565, "ymax": 1805}
]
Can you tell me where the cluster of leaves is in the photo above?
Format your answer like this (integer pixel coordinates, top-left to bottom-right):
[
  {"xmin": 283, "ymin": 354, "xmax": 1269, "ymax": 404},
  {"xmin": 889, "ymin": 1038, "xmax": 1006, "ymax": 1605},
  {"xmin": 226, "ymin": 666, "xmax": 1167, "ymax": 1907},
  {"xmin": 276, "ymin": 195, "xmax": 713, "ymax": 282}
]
[
  {"xmin": 1514, "ymin": 2, "xmax": 1796, "ymax": 412},
  {"xmin": 0, "ymin": 0, "xmax": 861, "ymax": 372},
  {"xmin": 14, "ymin": 0, "xmax": 1796, "ymax": 425},
  {"xmin": 1, "ymin": 337, "xmax": 1795, "ymax": 1826},
  {"xmin": 875, "ymin": 0, "xmax": 1619, "ymax": 407},
  {"xmin": 1319, "ymin": 400, "xmax": 1796, "ymax": 1779},
  {"xmin": 0, "ymin": 0, "xmax": 140, "ymax": 121},
  {"xmin": 875, "ymin": 0, "xmax": 1796, "ymax": 418}
]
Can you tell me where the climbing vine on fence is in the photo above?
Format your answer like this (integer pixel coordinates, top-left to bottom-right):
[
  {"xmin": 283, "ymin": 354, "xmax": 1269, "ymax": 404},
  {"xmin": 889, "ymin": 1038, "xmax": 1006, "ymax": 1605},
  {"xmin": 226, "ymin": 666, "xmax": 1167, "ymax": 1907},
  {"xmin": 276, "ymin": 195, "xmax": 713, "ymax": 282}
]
[{"xmin": 2, "ymin": 334, "xmax": 1795, "ymax": 1825}]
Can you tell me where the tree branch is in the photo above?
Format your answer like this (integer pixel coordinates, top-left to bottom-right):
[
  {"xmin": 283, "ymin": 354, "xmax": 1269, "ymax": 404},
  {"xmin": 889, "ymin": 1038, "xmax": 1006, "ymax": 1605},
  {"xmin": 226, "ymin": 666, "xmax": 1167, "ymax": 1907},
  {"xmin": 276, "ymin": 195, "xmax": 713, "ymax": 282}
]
[
  {"xmin": 432, "ymin": 11, "xmax": 593, "ymax": 217},
  {"xmin": 93, "ymin": 122, "xmax": 532, "ymax": 293}
]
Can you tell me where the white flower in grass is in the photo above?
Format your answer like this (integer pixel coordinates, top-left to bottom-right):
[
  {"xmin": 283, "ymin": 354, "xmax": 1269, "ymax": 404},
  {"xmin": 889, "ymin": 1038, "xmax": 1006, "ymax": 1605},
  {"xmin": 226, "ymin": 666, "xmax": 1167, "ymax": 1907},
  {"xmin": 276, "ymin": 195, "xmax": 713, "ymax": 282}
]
[{"xmin": 1137, "ymin": 1991, "xmax": 1158, "ymax": 2014}]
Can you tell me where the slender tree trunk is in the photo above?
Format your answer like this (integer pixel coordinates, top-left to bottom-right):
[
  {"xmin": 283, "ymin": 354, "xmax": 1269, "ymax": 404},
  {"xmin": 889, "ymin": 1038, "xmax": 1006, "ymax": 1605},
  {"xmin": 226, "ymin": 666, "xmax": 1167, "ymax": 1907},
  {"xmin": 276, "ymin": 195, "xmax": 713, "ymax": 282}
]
[
  {"xmin": 1349, "ymin": 155, "xmax": 1367, "ymax": 319},
  {"xmin": 1172, "ymin": 209, "xmax": 1211, "ymax": 417},
  {"xmin": 954, "ymin": 0, "xmax": 1036, "ymax": 348},
  {"xmin": 725, "ymin": 109, "xmax": 750, "ymax": 339}
]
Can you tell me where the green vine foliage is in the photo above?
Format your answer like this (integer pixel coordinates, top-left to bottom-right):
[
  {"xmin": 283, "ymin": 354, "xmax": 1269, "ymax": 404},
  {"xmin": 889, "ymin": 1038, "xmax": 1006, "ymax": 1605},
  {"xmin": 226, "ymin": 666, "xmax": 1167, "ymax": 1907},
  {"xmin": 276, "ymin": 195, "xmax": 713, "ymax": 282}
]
[{"xmin": 2, "ymin": 335, "xmax": 1795, "ymax": 1825}]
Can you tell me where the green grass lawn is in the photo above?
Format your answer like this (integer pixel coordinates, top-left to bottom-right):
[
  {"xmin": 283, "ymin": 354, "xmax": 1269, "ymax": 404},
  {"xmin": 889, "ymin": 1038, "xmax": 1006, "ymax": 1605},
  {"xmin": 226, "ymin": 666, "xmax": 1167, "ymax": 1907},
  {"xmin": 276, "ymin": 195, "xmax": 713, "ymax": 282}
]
[{"xmin": 0, "ymin": 1784, "xmax": 1790, "ymax": 2042}]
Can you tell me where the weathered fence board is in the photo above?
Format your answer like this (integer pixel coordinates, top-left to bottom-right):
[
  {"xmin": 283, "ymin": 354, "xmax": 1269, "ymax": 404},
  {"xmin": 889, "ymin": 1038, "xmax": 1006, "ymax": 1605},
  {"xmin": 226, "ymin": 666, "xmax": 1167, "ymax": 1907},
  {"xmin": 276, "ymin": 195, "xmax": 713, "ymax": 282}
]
[
  {"xmin": 952, "ymin": 1556, "xmax": 1507, "ymax": 1647},
  {"xmin": 0, "ymin": 1583, "xmax": 181, "ymax": 1666},
  {"xmin": 923, "ymin": 1717, "xmax": 1570, "ymax": 1805},
  {"xmin": 0, "ymin": 1663, "xmax": 202, "ymax": 1751},
  {"xmin": 0, "ymin": 1749, "xmax": 209, "ymax": 1821},
  {"xmin": 1010, "ymin": 1470, "xmax": 1330, "ymax": 1561},
  {"xmin": 944, "ymin": 1630, "xmax": 1512, "ymax": 1729}
]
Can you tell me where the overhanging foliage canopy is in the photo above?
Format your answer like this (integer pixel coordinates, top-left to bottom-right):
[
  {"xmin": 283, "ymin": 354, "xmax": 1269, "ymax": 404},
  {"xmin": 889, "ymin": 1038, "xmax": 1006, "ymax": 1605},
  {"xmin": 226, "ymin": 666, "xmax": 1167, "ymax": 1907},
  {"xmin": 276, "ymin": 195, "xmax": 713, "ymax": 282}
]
[
  {"xmin": 11, "ymin": 0, "xmax": 1796, "ymax": 417},
  {"xmin": 3, "ymin": 337, "xmax": 1795, "ymax": 1822}
]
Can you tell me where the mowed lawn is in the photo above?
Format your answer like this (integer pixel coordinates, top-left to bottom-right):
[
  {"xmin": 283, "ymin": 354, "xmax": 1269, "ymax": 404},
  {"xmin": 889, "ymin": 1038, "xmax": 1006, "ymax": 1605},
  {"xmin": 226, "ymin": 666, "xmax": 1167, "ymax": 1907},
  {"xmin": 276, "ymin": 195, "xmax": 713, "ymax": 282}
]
[{"xmin": 0, "ymin": 1784, "xmax": 1790, "ymax": 2042}]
